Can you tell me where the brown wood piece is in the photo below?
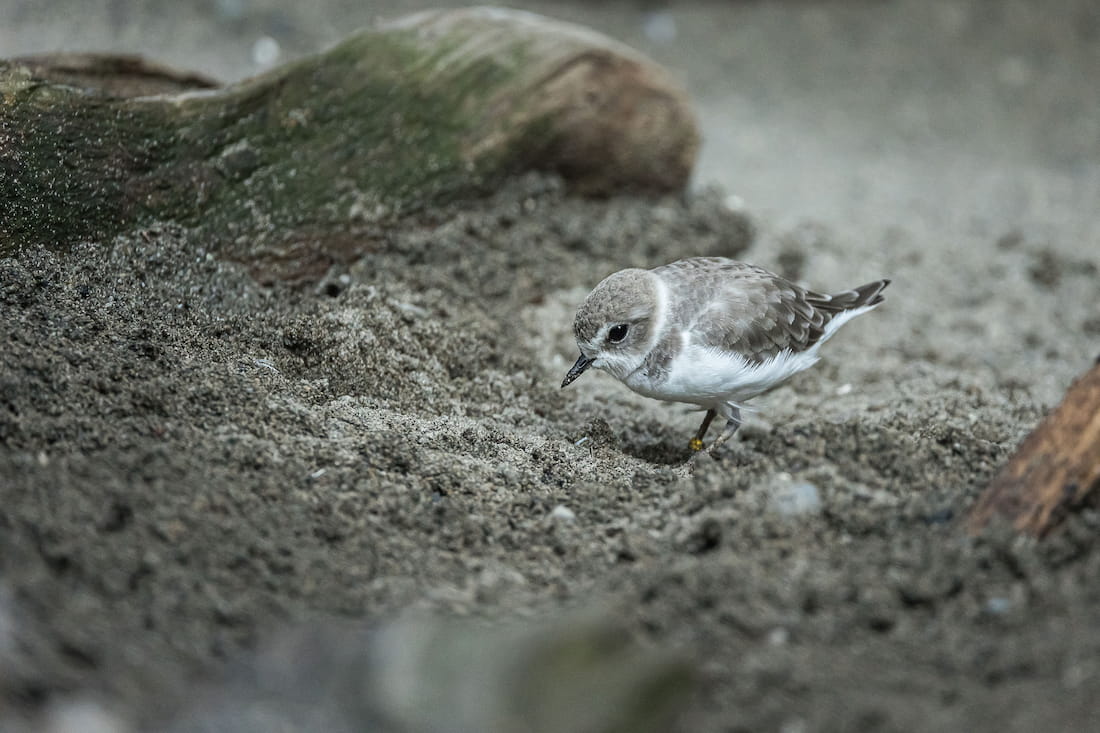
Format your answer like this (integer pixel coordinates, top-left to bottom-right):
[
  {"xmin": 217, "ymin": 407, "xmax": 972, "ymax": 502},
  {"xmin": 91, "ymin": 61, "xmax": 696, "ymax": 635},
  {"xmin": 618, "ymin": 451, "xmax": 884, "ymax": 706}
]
[
  {"xmin": 967, "ymin": 358, "xmax": 1100, "ymax": 537},
  {"xmin": 11, "ymin": 53, "xmax": 221, "ymax": 96}
]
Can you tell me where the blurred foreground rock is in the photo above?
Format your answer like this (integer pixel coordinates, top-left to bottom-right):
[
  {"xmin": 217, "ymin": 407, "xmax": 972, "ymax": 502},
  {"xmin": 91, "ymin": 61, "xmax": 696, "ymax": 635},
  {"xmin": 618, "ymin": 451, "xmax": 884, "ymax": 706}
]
[
  {"xmin": 0, "ymin": 601, "xmax": 691, "ymax": 733},
  {"xmin": 160, "ymin": 613, "xmax": 692, "ymax": 733},
  {"xmin": 0, "ymin": 7, "xmax": 700, "ymax": 281}
]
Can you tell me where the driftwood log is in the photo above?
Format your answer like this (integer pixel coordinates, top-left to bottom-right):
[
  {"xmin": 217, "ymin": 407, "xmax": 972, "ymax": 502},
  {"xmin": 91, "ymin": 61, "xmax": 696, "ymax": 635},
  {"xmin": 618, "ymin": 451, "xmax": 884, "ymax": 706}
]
[
  {"xmin": 967, "ymin": 358, "xmax": 1100, "ymax": 537},
  {"xmin": 0, "ymin": 7, "xmax": 699, "ymax": 281}
]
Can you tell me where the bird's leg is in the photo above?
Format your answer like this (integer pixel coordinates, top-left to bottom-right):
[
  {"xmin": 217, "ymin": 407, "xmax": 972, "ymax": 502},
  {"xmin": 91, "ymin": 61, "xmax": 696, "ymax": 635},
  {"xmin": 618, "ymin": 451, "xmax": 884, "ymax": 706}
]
[
  {"xmin": 688, "ymin": 409, "xmax": 717, "ymax": 452},
  {"xmin": 706, "ymin": 406, "xmax": 743, "ymax": 455}
]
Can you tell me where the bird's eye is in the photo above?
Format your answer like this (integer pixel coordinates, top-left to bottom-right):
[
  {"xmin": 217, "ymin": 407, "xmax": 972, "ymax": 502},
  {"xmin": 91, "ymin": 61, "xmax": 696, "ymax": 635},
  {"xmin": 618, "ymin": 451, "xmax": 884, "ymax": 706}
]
[{"xmin": 607, "ymin": 324, "xmax": 629, "ymax": 343}]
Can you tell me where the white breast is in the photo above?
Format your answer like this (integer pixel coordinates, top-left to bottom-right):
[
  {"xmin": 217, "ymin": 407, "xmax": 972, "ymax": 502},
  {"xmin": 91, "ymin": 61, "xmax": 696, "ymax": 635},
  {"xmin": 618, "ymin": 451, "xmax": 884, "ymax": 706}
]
[
  {"xmin": 624, "ymin": 336, "xmax": 824, "ymax": 408},
  {"xmin": 666, "ymin": 343, "xmax": 820, "ymax": 405}
]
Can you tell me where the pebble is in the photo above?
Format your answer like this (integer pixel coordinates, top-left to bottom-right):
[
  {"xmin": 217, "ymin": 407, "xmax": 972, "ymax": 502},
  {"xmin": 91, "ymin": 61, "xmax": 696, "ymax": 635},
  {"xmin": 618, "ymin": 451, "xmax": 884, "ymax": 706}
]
[
  {"xmin": 549, "ymin": 505, "xmax": 577, "ymax": 523},
  {"xmin": 252, "ymin": 36, "xmax": 281, "ymax": 67},
  {"xmin": 723, "ymin": 193, "xmax": 747, "ymax": 212},
  {"xmin": 767, "ymin": 474, "xmax": 822, "ymax": 516},
  {"xmin": 42, "ymin": 700, "xmax": 130, "ymax": 733},
  {"xmin": 395, "ymin": 301, "xmax": 429, "ymax": 319}
]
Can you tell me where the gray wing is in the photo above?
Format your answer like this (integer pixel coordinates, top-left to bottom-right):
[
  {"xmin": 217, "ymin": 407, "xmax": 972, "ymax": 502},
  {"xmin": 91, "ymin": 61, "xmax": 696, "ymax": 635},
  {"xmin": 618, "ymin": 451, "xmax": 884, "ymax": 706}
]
[{"xmin": 655, "ymin": 258, "xmax": 888, "ymax": 364}]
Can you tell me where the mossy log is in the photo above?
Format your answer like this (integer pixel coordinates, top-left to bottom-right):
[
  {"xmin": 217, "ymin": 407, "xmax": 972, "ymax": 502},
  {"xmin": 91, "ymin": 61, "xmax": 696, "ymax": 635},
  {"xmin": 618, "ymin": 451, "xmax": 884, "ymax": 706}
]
[
  {"xmin": 967, "ymin": 358, "xmax": 1100, "ymax": 537},
  {"xmin": 0, "ymin": 7, "xmax": 699, "ymax": 280}
]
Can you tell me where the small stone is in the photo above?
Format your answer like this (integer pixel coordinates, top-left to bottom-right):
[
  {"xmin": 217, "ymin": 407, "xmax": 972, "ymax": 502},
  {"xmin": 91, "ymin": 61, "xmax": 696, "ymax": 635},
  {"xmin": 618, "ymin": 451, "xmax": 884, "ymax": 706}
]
[
  {"xmin": 43, "ymin": 700, "xmax": 130, "ymax": 733},
  {"xmin": 767, "ymin": 476, "xmax": 822, "ymax": 517},
  {"xmin": 549, "ymin": 505, "xmax": 576, "ymax": 523},
  {"xmin": 252, "ymin": 36, "xmax": 281, "ymax": 67},
  {"xmin": 395, "ymin": 301, "xmax": 429, "ymax": 319},
  {"xmin": 723, "ymin": 193, "xmax": 746, "ymax": 212}
]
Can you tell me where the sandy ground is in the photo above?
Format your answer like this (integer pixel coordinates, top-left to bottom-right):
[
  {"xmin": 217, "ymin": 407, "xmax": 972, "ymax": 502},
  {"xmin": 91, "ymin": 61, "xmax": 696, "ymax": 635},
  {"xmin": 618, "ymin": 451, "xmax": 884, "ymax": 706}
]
[{"xmin": 2, "ymin": 1, "xmax": 1100, "ymax": 731}]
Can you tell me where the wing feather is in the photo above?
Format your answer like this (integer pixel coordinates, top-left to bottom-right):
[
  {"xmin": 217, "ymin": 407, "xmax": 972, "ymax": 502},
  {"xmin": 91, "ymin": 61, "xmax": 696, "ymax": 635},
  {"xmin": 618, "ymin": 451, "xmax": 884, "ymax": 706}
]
[{"xmin": 653, "ymin": 257, "xmax": 888, "ymax": 365}]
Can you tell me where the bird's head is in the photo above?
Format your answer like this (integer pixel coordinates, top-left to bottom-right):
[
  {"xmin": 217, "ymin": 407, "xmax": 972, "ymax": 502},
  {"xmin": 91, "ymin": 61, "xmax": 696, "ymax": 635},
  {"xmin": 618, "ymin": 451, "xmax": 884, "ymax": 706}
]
[{"xmin": 562, "ymin": 268, "xmax": 660, "ymax": 387}]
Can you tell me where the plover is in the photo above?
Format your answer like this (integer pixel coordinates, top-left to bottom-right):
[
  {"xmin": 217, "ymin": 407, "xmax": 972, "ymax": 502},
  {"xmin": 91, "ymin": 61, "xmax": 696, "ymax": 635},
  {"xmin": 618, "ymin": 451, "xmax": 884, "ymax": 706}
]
[{"xmin": 561, "ymin": 257, "xmax": 889, "ymax": 455}]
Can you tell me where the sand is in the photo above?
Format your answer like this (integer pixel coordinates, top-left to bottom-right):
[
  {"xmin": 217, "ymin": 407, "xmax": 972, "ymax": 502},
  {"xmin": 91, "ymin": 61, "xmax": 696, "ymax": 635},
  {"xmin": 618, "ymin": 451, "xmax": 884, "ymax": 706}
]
[{"xmin": 2, "ymin": 1, "xmax": 1099, "ymax": 731}]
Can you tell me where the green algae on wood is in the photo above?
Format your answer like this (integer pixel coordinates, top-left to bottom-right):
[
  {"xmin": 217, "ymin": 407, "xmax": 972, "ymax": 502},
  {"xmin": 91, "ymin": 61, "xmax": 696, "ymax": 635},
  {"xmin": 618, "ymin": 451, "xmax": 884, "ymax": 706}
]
[{"xmin": 0, "ymin": 8, "xmax": 700, "ymax": 280}]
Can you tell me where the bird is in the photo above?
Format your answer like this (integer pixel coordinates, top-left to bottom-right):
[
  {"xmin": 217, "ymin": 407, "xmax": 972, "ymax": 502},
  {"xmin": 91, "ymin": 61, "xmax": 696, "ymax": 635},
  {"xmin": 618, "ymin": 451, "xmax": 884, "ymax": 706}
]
[{"xmin": 561, "ymin": 257, "xmax": 890, "ymax": 455}]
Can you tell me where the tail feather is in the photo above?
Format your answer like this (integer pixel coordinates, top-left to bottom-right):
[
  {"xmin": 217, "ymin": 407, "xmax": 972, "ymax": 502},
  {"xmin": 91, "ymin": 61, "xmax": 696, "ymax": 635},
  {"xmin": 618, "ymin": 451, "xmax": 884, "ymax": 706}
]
[{"xmin": 817, "ymin": 279, "xmax": 890, "ymax": 312}]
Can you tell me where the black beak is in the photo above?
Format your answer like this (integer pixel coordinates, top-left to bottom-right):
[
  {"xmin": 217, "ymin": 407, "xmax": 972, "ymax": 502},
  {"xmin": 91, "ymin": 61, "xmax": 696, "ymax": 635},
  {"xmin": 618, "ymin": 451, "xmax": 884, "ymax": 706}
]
[{"xmin": 561, "ymin": 354, "xmax": 594, "ymax": 388}]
